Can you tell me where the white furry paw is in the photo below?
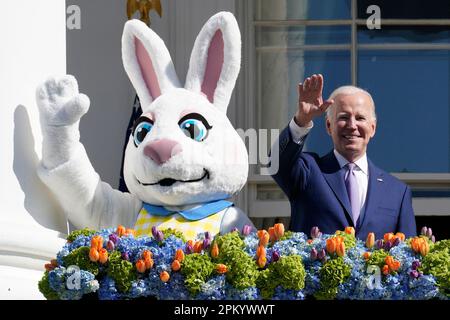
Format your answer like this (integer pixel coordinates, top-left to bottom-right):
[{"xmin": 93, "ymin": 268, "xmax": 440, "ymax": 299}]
[{"xmin": 36, "ymin": 75, "xmax": 90, "ymax": 126}]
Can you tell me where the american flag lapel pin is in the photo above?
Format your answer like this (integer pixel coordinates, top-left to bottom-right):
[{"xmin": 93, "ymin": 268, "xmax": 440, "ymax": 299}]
[{"xmin": 377, "ymin": 177, "xmax": 383, "ymax": 182}]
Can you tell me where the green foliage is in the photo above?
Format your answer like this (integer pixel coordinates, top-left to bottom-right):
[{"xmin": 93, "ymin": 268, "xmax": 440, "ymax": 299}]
[
  {"xmin": 366, "ymin": 249, "xmax": 389, "ymax": 268},
  {"xmin": 66, "ymin": 228, "xmax": 96, "ymax": 242},
  {"xmin": 256, "ymin": 268, "xmax": 276, "ymax": 299},
  {"xmin": 38, "ymin": 271, "xmax": 59, "ymax": 300},
  {"xmin": 420, "ymin": 240, "xmax": 450, "ymax": 296},
  {"xmin": 279, "ymin": 231, "xmax": 294, "ymax": 241},
  {"xmin": 256, "ymin": 255, "xmax": 306, "ymax": 299},
  {"xmin": 315, "ymin": 257, "xmax": 351, "ymax": 300},
  {"xmin": 161, "ymin": 228, "xmax": 187, "ymax": 243},
  {"xmin": 213, "ymin": 231, "xmax": 245, "ymax": 258},
  {"xmin": 212, "ymin": 231, "xmax": 259, "ymax": 290},
  {"xmin": 334, "ymin": 231, "xmax": 356, "ymax": 249},
  {"xmin": 62, "ymin": 247, "xmax": 99, "ymax": 276},
  {"xmin": 106, "ymin": 251, "xmax": 136, "ymax": 293},
  {"xmin": 224, "ymin": 250, "xmax": 259, "ymax": 290},
  {"xmin": 181, "ymin": 253, "xmax": 215, "ymax": 295}
]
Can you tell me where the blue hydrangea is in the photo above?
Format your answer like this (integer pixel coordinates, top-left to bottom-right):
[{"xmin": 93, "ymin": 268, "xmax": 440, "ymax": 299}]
[
  {"xmin": 48, "ymin": 266, "xmax": 98, "ymax": 300},
  {"xmin": 225, "ymin": 285, "xmax": 260, "ymax": 300},
  {"xmin": 197, "ymin": 275, "xmax": 227, "ymax": 300},
  {"xmin": 272, "ymin": 286, "xmax": 305, "ymax": 300},
  {"xmin": 98, "ymin": 276, "xmax": 123, "ymax": 300}
]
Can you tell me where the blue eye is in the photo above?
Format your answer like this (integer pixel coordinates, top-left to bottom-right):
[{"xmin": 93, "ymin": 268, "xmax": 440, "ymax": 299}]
[
  {"xmin": 133, "ymin": 119, "xmax": 153, "ymax": 147},
  {"xmin": 180, "ymin": 119, "xmax": 208, "ymax": 141},
  {"xmin": 178, "ymin": 113, "xmax": 212, "ymax": 142}
]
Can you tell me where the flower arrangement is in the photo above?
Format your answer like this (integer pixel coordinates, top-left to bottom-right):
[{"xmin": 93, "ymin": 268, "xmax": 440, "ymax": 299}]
[{"xmin": 39, "ymin": 224, "xmax": 450, "ymax": 300}]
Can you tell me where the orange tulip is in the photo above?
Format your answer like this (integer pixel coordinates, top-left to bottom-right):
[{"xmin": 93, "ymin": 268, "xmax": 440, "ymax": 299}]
[
  {"xmin": 410, "ymin": 238, "xmax": 421, "ymax": 252},
  {"xmin": 326, "ymin": 238, "xmax": 336, "ymax": 254},
  {"xmin": 125, "ymin": 228, "xmax": 136, "ymax": 237},
  {"xmin": 144, "ymin": 257, "xmax": 154, "ymax": 270},
  {"xmin": 419, "ymin": 241, "xmax": 429, "ymax": 257},
  {"xmin": 211, "ymin": 243, "xmax": 219, "ymax": 258},
  {"xmin": 385, "ymin": 255, "xmax": 394, "ymax": 266},
  {"xmin": 194, "ymin": 241, "xmax": 203, "ymax": 253},
  {"xmin": 142, "ymin": 250, "xmax": 153, "ymax": 260},
  {"xmin": 216, "ymin": 264, "xmax": 228, "ymax": 274},
  {"xmin": 256, "ymin": 245, "xmax": 266, "ymax": 258},
  {"xmin": 89, "ymin": 248, "xmax": 99, "ymax": 262},
  {"xmin": 274, "ymin": 223, "xmax": 285, "ymax": 239},
  {"xmin": 345, "ymin": 227, "xmax": 355, "ymax": 236},
  {"xmin": 268, "ymin": 227, "xmax": 276, "ymax": 242},
  {"xmin": 391, "ymin": 260, "xmax": 401, "ymax": 271},
  {"xmin": 307, "ymin": 239, "xmax": 313, "ymax": 244},
  {"xmin": 171, "ymin": 260, "xmax": 181, "ymax": 272},
  {"xmin": 257, "ymin": 255, "xmax": 267, "ymax": 268},
  {"xmin": 136, "ymin": 259, "xmax": 146, "ymax": 273},
  {"xmin": 116, "ymin": 225, "xmax": 126, "ymax": 237},
  {"xmin": 366, "ymin": 233, "xmax": 375, "ymax": 248},
  {"xmin": 174, "ymin": 249, "xmax": 185, "ymax": 262},
  {"xmin": 382, "ymin": 264, "xmax": 390, "ymax": 275},
  {"xmin": 336, "ymin": 241, "xmax": 346, "ymax": 257},
  {"xmin": 257, "ymin": 230, "xmax": 270, "ymax": 247},
  {"xmin": 160, "ymin": 271, "xmax": 170, "ymax": 282},
  {"xmin": 44, "ymin": 263, "xmax": 55, "ymax": 272},
  {"xmin": 395, "ymin": 232, "xmax": 405, "ymax": 242},
  {"xmin": 98, "ymin": 248, "xmax": 108, "ymax": 264},
  {"xmin": 363, "ymin": 252, "xmax": 371, "ymax": 260},
  {"xmin": 384, "ymin": 233, "xmax": 394, "ymax": 243},
  {"xmin": 91, "ymin": 236, "xmax": 103, "ymax": 251}
]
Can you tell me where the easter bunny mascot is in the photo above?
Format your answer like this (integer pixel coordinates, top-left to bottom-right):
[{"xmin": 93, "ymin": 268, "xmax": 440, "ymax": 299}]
[{"xmin": 36, "ymin": 12, "xmax": 254, "ymax": 240}]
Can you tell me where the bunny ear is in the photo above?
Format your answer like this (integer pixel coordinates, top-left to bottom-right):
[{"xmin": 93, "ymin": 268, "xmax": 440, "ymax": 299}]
[
  {"xmin": 185, "ymin": 12, "xmax": 241, "ymax": 113},
  {"xmin": 122, "ymin": 19, "xmax": 181, "ymax": 109}
]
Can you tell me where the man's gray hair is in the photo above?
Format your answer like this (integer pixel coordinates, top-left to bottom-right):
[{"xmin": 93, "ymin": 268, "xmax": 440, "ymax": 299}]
[{"xmin": 326, "ymin": 85, "xmax": 377, "ymax": 120}]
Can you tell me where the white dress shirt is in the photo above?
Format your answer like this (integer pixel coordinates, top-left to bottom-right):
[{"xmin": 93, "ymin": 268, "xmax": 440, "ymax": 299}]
[{"xmin": 289, "ymin": 118, "xmax": 369, "ymax": 217}]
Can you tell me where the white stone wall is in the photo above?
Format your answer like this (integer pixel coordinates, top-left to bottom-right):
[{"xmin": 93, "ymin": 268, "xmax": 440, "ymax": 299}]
[{"xmin": 0, "ymin": 0, "xmax": 68, "ymax": 299}]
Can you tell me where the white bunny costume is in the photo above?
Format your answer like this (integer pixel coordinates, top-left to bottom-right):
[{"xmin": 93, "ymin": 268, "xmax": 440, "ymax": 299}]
[{"xmin": 36, "ymin": 12, "xmax": 254, "ymax": 240}]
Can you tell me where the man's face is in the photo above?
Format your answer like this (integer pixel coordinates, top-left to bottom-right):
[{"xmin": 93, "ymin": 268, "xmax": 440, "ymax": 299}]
[{"xmin": 326, "ymin": 93, "xmax": 376, "ymax": 162}]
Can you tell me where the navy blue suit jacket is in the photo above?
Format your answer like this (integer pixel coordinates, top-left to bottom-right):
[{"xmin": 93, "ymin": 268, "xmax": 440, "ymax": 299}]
[{"xmin": 272, "ymin": 126, "xmax": 417, "ymax": 240}]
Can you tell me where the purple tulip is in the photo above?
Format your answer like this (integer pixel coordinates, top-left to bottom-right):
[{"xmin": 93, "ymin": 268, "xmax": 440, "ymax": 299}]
[
  {"xmin": 109, "ymin": 233, "xmax": 119, "ymax": 244},
  {"xmin": 384, "ymin": 241, "xmax": 392, "ymax": 251},
  {"xmin": 185, "ymin": 243, "xmax": 194, "ymax": 254},
  {"xmin": 203, "ymin": 238, "xmax": 211, "ymax": 250},
  {"xmin": 409, "ymin": 270, "xmax": 419, "ymax": 279},
  {"xmin": 272, "ymin": 251, "xmax": 280, "ymax": 262},
  {"xmin": 310, "ymin": 227, "xmax": 320, "ymax": 239},
  {"xmin": 411, "ymin": 260, "xmax": 421, "ymax": 270},
  {"xmin": 106, "ymin": 240, "xmax": 115, "ymax": 251},
  {"xmin": 155, "ymin": 230, "xmax": 164, "ymax": 242},
  {"xmin": 121, "ymin": 252, "xmax": 129, "ymax": 261},
  {"xmin": 310, "ymin": 248, "xmax": 318, "ymax": 261},
  {"xmin": 392, "ymin": 237, "xmax": 400, "ymax": 247},
  {"xmin": 317, "ymin": 249, "xmax": 326, "ymax": 260},
  {"xmin": 151, "ymin": 226, "xmax": 158, "ymax": 239},
  {"xmin": 242, "ymin": 225, "xmax": 253, "ymax": 236},
  {"xmin": 421, "ymin": 226, "xmax": 428, "ymax": 236},
  {"xmin": 376, "ymin": 239, "xmax": 384, "ymax": 250},
  {"xmin": 431, "ymin": 235, "xmax": 436, "ymax": 243},
  {"xmin": 205, "ymin": 232, "xmax": 211, "ymax": 240},
  {"xmin": 426, "ymin": 228, "xmax": 433, "ymax": 239}
]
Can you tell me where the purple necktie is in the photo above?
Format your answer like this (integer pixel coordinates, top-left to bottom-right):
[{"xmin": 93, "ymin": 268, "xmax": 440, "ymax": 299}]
[{"xmin": 345, "ymin": 163, "xmax": 360, "ymax": 225}]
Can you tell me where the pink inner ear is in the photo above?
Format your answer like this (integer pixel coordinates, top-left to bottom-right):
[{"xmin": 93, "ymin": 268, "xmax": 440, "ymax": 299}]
[
  {"xmin": 201, "ymin": 30, "xmax": 224, "ymax": 103},
  {"xmin": 135, "ymin": 37, "xmax": 161, "ymax": 100}
]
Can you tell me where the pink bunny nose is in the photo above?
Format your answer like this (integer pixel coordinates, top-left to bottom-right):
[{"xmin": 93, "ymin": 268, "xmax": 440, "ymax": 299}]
[{"xmin": 144, "ymin": 139, "xmax": 182, "ymax": 165}]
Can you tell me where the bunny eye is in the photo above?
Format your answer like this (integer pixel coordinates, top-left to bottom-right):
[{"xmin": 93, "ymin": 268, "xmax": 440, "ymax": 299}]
[
  {"xmin": 132, "ymin": 117, "xmax": 153, "ymax": 147},
  {"xmin": 178, "ymin": 113, "xmax": 212, "ymax": 142}
]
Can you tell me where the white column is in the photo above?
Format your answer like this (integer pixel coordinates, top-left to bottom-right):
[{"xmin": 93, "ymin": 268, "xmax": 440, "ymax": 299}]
[{"xmin": 0, "ymin": 0, "xmax": 68, "ymax": 299}]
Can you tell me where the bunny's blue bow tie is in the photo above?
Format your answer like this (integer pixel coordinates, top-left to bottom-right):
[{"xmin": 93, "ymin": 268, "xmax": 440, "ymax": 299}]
[{"xmin": 142, "ymin": 200, "xmax": 233, "ymax": 221}]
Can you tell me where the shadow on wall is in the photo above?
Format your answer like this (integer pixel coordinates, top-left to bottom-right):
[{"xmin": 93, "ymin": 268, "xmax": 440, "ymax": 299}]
[{"xmin": 13, "ymin": 105, "xmax": 68, "ymax": 234}]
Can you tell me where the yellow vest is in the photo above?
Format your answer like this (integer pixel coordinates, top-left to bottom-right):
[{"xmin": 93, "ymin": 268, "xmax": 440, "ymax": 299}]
[{"xmin": 134, "ymin": 205, "xmax": 225, "ymax": 241}]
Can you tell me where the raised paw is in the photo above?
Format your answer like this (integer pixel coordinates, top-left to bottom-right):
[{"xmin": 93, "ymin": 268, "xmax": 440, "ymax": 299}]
[{"xmin": 36, "ymin": 75, "xmax": 90, "ymax": 126}]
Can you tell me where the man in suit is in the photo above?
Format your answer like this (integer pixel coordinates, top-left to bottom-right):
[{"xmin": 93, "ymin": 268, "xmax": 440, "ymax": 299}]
[{"xmin": 271, "ymin": 74, "xmax": 416, "ymax": 240}]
